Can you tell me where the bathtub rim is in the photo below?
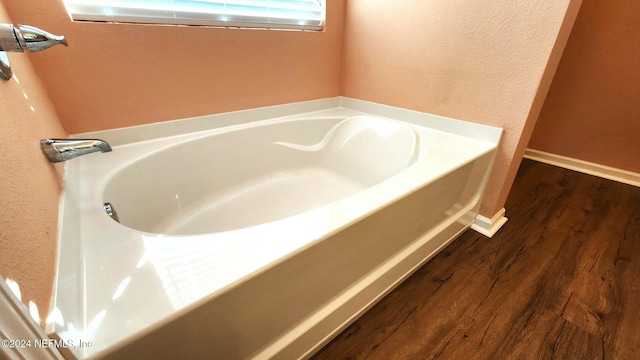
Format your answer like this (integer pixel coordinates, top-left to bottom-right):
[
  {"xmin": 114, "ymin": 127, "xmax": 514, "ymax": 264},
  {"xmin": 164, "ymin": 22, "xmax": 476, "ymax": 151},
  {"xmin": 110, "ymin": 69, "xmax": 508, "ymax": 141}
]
[{"xmin": 72, "ymin": 97, "xmax": 502, "ymax": 147}]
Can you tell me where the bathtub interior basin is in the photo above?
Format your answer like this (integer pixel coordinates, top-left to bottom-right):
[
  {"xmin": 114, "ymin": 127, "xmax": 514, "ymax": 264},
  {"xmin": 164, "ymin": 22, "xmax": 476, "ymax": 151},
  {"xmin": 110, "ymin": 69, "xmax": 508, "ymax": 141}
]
[{"xmin": 103, "ymin": 116, "xmax": 421, "ymax": 235}]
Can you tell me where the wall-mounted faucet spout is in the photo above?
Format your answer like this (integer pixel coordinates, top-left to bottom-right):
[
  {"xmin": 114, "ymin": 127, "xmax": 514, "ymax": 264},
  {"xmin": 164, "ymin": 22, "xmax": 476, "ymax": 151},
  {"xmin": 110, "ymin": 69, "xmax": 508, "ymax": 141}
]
[
  {"xmin": 40, "ymin": 139, "xmax": 112, "ymax": 163},
  {"xmin": 0, "ymin": 24, "xmax": 68, "ymax": 80},
  {"xmin": 0, "ymin": 24, "xmax": 67, "ymax": 53}
]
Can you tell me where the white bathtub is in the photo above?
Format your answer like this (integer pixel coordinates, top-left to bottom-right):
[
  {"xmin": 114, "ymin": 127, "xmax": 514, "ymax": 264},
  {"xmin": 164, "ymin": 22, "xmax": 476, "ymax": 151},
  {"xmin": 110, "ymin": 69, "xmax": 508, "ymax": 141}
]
[{"xmin": 50, "ymin": 98, "xmax": 502, "ymax": 359}]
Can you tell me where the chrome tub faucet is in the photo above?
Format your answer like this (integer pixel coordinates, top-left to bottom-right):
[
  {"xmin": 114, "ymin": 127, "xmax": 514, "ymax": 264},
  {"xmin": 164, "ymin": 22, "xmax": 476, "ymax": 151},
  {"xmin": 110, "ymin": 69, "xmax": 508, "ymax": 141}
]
[
  {"xmin": 40, "ymin": 138, "xmax": 112, "ymax": 163},
  {"xmin": 0, "ymin": 24, "xmax": 68, "ymax": 81}
]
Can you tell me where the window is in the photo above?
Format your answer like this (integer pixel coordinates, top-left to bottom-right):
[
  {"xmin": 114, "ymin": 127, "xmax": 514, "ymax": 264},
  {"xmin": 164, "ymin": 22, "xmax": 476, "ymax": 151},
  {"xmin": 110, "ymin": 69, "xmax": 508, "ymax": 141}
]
[{"xmin": 63, "ymin": 0, "xmax": 325, "ymax": 31}]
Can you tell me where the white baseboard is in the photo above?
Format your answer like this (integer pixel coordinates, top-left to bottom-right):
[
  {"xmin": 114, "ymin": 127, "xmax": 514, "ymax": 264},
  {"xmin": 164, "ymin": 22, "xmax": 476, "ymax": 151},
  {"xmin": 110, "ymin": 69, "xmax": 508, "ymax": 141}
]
[
  {"xmin": 524, "ymin": 149, "xmax": 640, "ymax": 188},
  {"xmin": 472, "ymin": 150, "xmax": 640, "ymax": 238},
  {"xmin": 0, "ymin": 277, "xmax": 64, "ymax": 360},
  {"xmin": 472, "ymin": 208, "xmax": 508, "ymax": 238}
]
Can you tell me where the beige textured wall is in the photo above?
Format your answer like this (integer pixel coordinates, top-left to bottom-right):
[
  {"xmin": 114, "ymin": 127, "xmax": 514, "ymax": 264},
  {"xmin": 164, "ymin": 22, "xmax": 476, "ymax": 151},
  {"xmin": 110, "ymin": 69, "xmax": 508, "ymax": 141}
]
[
  {"xmin": 0, "ymin": 1, "xmax": 66, "ymax": 324},
  {"xmin": 3, "ymin": 0, "xmax": 346, "ymax": 134},
  {"xmin": 342, "ymin": 0, "xmax": 582, "ymax": 218},
  {"xmin": 529, "ymin": 0, "xmax": 640, "ymax": 174}
]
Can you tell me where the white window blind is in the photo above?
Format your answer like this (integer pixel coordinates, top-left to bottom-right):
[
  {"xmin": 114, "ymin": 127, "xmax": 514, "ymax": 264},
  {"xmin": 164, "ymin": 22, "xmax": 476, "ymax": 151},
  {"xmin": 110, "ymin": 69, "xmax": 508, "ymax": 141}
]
[{"xmin": 63, "ymin": 0, "xmax": 325, "ymax": 31}]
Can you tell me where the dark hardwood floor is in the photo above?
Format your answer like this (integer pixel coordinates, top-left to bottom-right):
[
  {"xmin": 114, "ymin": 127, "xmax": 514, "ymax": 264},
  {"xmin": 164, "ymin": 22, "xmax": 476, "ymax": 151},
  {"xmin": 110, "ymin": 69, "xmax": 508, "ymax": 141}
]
[{"xmin": 312, "ymin": 159, "xmax": 640, "ymax": 360}]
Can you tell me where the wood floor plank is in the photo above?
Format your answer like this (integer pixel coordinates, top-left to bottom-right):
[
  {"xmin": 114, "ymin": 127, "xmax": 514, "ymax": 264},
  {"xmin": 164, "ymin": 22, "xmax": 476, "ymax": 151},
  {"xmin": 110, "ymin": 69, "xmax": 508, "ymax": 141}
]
[{"xmin": 312, "ymin": 160, "xmax": 640, "ymax": 360}]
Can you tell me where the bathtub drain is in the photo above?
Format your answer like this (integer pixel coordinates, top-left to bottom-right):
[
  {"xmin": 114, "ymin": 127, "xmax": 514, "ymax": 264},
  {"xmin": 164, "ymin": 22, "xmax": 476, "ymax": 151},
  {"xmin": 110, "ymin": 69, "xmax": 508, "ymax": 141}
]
[{"xmin": 104, "ymin": 203, "xmax": 120, "ymax": 223}]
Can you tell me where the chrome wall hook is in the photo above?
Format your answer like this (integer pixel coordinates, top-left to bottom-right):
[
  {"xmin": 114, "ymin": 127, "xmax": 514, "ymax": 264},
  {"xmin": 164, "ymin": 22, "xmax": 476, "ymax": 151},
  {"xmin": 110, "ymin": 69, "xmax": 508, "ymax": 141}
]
[{"xmin": 0, "ymin": 23, "xmax": 67, "ymax": 81}]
